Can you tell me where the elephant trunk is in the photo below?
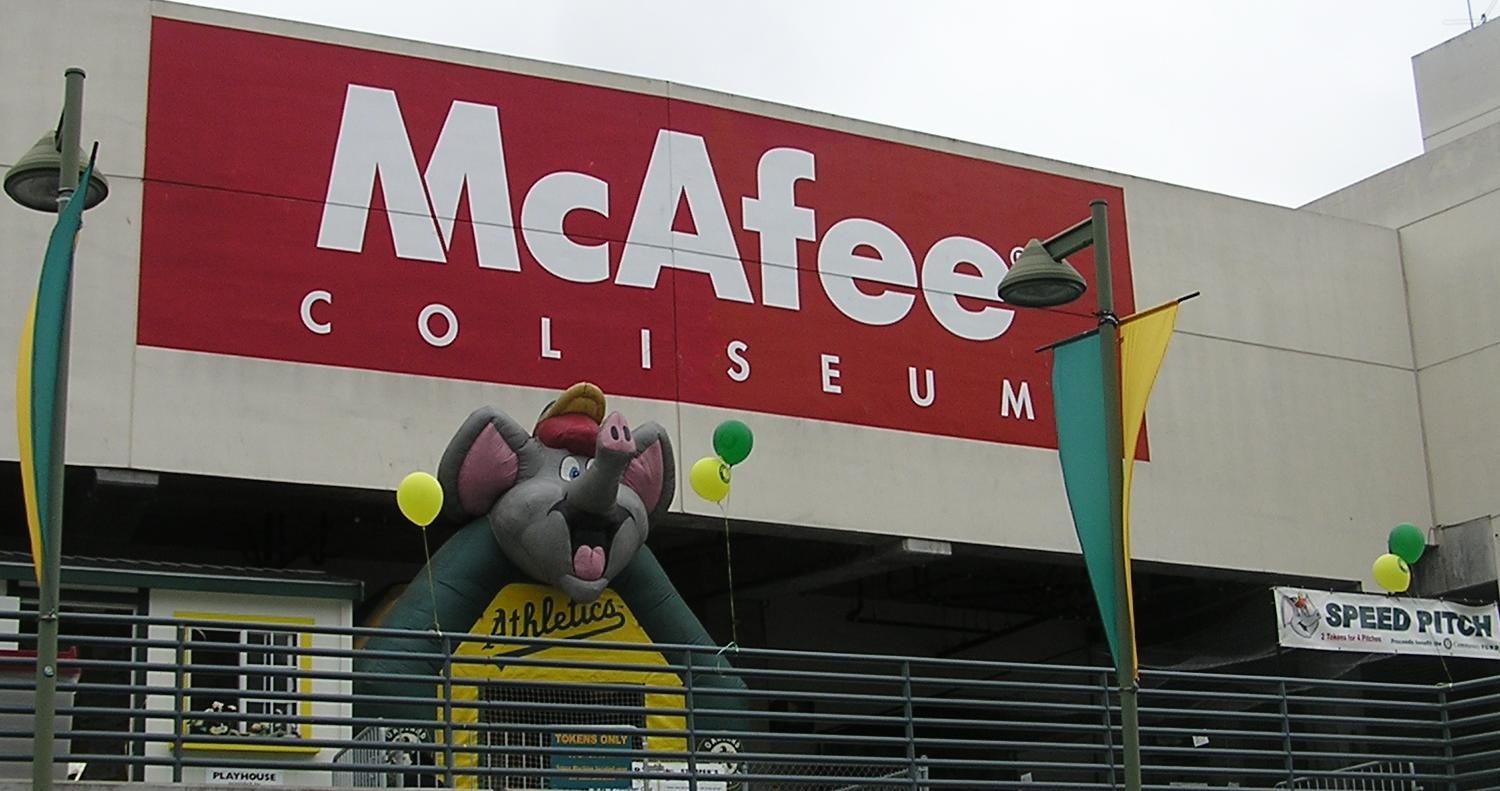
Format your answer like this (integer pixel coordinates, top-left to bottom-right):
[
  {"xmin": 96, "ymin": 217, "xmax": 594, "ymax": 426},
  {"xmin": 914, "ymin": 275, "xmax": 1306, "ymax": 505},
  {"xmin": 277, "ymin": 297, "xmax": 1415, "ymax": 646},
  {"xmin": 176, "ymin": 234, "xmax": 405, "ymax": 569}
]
[
  {"xmin": 568, "ymin": 453, "xmax": 629, "ymax": 514},
  {"xmin": 566, "ymin": 412, "xmax": 635, "ymax": 514}
]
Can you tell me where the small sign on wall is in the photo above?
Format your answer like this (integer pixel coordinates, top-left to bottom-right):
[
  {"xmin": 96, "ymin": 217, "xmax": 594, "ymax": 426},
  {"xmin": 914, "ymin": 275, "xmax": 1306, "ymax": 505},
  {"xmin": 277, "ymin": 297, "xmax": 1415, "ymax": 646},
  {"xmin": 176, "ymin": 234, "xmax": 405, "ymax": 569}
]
[{"xmin": 206, "ymin": 768, "xmax": 284, "ymax": 786}]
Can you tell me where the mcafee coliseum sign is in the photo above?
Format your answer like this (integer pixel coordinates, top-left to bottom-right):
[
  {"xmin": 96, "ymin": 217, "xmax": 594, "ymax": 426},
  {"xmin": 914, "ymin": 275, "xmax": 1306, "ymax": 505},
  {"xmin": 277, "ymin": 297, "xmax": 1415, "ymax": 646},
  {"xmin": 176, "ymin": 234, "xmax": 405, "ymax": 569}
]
[{"xmin": 137, "ymin": 18, "xmax": 1138, "ymax": 447}]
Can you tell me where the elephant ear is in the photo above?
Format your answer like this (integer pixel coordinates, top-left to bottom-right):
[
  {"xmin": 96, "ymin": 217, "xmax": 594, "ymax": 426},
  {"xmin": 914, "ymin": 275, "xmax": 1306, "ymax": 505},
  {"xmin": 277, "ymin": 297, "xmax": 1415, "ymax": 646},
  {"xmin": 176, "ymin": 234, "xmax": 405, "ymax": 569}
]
[
  {"xmin": 437, "ymin": 407, "xmax": 533, "ymax": 522},
  {"xmin": 622, "ymin": 422, "xmax": 675, "ymax": 523}
]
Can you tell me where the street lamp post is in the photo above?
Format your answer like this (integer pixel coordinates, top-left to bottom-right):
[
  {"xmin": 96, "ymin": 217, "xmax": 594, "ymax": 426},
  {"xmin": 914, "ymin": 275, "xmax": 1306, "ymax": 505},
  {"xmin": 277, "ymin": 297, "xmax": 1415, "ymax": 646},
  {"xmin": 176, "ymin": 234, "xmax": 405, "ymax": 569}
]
[
  {"xmin": 5, "ymin": 67, "xmax": 109, "ymax": 791},
  {"xmin": 998, "ymin": 199, "xmax": 1141, "ymax": 791}
]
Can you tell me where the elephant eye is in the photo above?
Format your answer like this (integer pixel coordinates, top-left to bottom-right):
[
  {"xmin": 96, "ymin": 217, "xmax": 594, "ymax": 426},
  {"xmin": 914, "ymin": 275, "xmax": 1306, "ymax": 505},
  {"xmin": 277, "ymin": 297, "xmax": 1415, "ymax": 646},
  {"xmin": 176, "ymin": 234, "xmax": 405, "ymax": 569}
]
[{"xmin": 559, "ymin": 457, "xmax": 584, "ymax": 481}]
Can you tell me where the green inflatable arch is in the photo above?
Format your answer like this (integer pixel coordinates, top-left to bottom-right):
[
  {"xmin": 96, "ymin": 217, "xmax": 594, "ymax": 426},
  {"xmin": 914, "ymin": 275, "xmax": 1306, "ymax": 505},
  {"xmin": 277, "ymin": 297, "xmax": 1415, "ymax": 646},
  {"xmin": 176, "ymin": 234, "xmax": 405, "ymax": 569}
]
[{"xmin": 355, "ymin": 518, "xmax": 749, "ymax": 736}]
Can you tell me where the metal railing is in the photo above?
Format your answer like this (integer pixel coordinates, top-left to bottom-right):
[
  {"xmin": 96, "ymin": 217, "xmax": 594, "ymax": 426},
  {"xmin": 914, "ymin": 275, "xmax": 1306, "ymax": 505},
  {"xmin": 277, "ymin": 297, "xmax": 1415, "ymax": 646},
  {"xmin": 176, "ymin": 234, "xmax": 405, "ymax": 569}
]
[{"xmin": 0, "ymin": 609, "xmax": 1494, "ymax": 789}]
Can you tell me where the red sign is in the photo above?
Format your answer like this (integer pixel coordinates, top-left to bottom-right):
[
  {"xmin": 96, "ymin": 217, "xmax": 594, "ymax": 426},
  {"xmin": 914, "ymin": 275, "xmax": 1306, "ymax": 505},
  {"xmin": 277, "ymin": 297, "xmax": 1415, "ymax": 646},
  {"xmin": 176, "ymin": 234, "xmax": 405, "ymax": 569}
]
[{"xmin": 139, "ymin": 18, "xmax": 1136, "ymax": 448}]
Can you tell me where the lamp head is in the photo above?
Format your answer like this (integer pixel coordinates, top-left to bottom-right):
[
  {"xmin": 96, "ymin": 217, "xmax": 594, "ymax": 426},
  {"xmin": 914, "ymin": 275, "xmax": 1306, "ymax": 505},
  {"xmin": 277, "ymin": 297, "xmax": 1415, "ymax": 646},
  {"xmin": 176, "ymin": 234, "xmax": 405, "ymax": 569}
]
[
  {"xmin": 998, "ymin": 238, "xmax": 1087, "ymax": 308},
  {"xmin": 4, "ymin": 132, "xmax": 109, "ymax": 213}
]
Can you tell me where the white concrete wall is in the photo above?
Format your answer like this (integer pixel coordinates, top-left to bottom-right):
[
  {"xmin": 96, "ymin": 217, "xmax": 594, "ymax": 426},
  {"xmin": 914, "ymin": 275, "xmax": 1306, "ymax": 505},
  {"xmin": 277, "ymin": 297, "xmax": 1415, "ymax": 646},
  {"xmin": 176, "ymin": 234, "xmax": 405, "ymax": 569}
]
[
  {"xmin": 1395, "ymin": 189, "xmax": 1500, "ymax": 528},
  {"xmin": 0, "ymin": 0, "xmax": 149, "ymax": 467},
  {"xmin": 1309, "ymin": 35, "xmax": 1500, "ymax": 537},
  {"xmin": 2, "ymin": 0, "xmax": 1434, "ymax": 588},
  {"xmin": 1414, "ymin": 20, "xmax": 1500, "ymax": 150},
  {"xmin": 1120, "ymin": 182, "xmax": 1425, "ymax": 582},
  {"xmin": 142, "ymin": 589, "xmax": 352, "ymax": 786},
  {"xmin": 1303, "ymin": 122, "xmax": 1500, "ymax": 229}
]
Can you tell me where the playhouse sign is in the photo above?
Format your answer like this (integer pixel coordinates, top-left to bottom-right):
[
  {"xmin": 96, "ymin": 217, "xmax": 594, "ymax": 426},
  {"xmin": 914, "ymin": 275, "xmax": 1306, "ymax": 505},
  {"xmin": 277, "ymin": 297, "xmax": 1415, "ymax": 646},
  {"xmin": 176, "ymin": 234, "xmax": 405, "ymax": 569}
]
[{"xmin": 137, "ymin": 18, "xmax": 1137, "ymax": 447}]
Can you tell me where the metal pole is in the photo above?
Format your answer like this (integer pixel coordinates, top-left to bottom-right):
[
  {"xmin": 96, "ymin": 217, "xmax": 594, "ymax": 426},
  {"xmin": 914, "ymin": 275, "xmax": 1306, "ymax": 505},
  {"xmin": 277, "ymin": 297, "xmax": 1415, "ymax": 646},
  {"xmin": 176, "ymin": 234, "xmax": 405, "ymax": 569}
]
[
  {"xmin": 1439, "ymin": 686, "xmax": 1456, "ymax": 791},
  {"xmin": 172, "ymin": 625, "xmax": 185, "ymax": 783},
  {"xmin": 441, "ymin": 634, "xmax": 454, "ymax": 788},
  {"xmin": 1278, "ymin": 680, "xmax": 1294, "ymax": 788},
  {"xmin": 32, "ymin": 66, "xmax": 85, "ymax": 791},
  {"xmin": 683, "ymin": 653, "xmax": 698, "ymax": 791},
  {"xmin": 1088, "ymin": 199, "xmax": 1141, "ymax": 791},
  {"xmin": 901, "ymin": 660, "xmax": 918, "ymax": 791},
  {"xmin": 1099, "ymin": 670, "xmax": 1118, "ymax": 790}
]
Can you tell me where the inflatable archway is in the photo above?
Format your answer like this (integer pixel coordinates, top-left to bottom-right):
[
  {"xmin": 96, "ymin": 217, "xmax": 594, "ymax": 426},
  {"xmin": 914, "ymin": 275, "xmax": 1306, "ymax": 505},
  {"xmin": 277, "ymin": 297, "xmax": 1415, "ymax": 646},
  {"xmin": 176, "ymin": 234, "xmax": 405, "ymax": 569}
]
[{"xmin": 354, "ymin": 384, "xmax": 748, "ymax": 763}]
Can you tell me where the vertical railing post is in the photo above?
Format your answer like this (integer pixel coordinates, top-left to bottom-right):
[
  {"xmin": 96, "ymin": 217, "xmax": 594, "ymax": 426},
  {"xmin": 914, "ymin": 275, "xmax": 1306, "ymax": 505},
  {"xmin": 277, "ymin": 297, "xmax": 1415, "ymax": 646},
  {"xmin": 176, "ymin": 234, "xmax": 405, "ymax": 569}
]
[
  {"xmin": 130, "ymin": 617, "xmax": 149, "ymax": 781},
  {"xmin": 1101, "ymin": 671, "xmax": 1118, "ymax": 791},
  {"xmin": 684, "ymin": 651, "xmax": 698, "ymax": 791},
  {"xmin": 172, "ymin": 623, "xmax": 186, "ymax": 783},
  {"xmin": 901, "ymin": 660, "xmax": 919, "ymax": 791},
  {"xmin": 1279, "ymin": 680, "xmax": 1295, "ymax": 789},
  {"xmin": 442, "ymin": 633, "xmax": 454, "ymax": 788},
  {"xmin": 1439, "ymin": 686, "xmax": 1457, "ymax": 791}
]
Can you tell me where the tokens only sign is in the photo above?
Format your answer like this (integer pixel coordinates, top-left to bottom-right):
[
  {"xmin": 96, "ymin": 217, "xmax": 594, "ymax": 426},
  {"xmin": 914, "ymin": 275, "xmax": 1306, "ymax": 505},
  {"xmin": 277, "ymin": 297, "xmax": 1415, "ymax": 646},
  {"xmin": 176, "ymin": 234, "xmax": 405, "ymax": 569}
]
[
  {"xmin": 550, "ymin": 731, "xmax": 631, "ymax": 789},
  {"xmin": 138, "ymin": 18, "xmax": 1137, "ymax": 449},
  {"xmin": 1275, "ymin": 587, "xmax": 1500, "ymax": 660}
]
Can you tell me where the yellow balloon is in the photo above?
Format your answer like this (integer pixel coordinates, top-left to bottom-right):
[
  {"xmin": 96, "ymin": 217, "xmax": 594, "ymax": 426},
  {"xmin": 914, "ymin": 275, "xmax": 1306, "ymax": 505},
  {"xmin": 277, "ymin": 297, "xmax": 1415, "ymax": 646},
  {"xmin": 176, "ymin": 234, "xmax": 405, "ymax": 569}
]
[
  {"xmin": 1372, "ymin": 553, "xmax": 1411, "ymax": 593},
  {"xmin": 689, "ymin": 456, "xmax": 732, "ymax": 503},
  {"xmin": 397, "ymin": 471, "xmax": 444, "ymax": 527}
]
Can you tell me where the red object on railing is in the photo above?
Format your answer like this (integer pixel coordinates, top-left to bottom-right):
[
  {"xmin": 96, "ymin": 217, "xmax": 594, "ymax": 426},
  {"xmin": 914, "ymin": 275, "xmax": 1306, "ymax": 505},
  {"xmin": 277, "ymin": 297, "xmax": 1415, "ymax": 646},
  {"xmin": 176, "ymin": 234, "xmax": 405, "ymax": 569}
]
[{"xmin": 0, "ymin": 648, "xmax": 81, "ymax": 679}]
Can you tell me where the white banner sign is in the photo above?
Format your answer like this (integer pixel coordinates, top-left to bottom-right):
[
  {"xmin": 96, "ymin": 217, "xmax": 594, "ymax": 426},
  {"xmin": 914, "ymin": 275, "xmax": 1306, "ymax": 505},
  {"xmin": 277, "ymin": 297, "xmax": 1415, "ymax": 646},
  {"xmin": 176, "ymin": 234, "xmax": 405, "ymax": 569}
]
[{"xmin": 1275, "ymin": 587, "xmax": 1500, "ymax": 660}]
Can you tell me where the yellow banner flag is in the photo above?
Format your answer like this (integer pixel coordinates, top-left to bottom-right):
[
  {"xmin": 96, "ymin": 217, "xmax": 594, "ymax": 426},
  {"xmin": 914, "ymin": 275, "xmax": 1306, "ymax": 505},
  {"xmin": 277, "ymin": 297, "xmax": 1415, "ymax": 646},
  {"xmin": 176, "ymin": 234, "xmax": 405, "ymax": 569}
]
[{"xmin": 1117, "ymin": 299, "xmax": 1181, "ymax": 677}]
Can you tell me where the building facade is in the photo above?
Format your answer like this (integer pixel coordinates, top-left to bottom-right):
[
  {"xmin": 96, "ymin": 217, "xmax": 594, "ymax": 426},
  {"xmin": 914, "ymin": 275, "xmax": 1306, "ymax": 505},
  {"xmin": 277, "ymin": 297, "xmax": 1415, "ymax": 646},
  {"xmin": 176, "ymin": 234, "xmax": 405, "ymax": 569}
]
[{"xmin": 3, "ymin": 0, "xmax": 1499, "ymax": 686}]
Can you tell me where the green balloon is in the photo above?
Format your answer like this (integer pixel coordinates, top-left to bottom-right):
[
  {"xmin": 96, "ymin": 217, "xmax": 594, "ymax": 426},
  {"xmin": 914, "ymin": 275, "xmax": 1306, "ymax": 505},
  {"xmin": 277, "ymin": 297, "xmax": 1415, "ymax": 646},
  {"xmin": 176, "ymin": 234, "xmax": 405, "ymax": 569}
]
[
  {"xmin": 713, "ymin": 420, "xmax": 754, "ymax": 466},
  {"xmin": 1388, "ymin": 522, "xmax": 1425, "ymax": 564}
]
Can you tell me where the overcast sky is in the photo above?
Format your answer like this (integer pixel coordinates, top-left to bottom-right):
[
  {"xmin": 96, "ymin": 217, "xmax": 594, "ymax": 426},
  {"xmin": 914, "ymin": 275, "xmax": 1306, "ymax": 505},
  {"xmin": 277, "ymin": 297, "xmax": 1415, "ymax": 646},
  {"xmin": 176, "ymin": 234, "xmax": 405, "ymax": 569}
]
[{"xmin": 181, "ymin": 1, "xmax": 1486, "ymax": 207}]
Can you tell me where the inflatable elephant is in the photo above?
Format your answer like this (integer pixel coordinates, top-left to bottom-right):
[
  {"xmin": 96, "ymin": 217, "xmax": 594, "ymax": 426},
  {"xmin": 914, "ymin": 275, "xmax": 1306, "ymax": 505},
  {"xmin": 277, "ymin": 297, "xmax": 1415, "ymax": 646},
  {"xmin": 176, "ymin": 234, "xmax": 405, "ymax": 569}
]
[
  {"xmin": 436, "ymin": 382, "xmax": 673, "ymax": 603},
  {"xmin": 355, "ymin": 383, "xmax": 747, "ymax": 740}
]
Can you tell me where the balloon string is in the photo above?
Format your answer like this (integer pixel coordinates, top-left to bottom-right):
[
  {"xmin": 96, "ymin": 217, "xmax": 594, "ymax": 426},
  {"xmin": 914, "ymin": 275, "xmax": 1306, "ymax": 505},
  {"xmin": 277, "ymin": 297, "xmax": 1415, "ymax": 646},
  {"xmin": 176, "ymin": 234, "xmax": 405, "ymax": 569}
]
[
  {"xmin": 720, "ymin": 500, "xmax": 739, "ymax": 649},
  {"xmin": 420, "ymin": 526, "xmax": 442, "ymax": 633}
]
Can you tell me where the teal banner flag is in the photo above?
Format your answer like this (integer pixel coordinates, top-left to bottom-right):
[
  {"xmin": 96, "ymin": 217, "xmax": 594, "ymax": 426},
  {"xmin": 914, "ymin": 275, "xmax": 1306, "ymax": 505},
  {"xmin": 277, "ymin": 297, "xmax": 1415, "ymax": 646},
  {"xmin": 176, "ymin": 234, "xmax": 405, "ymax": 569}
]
[
  {"xmin": 1051, "ymin": 331, "xmax": 1121, "ymax": 666},
  {"xmin": 17, "ymin": 156, "xmax": 93, "ymax": 585}
]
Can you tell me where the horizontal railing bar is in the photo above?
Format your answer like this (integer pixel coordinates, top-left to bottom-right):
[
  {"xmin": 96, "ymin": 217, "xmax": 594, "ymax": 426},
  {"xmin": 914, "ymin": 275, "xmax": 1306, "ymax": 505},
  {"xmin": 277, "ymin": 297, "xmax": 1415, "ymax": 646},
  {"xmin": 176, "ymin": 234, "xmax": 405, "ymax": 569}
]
[
  {"xmin": 904, "ymin": 736, "xmax": 1108, "ymax": 752},
  {"xmin": 4, "ymin": 705, "xmax": 1472, "ymax": 735},
  {"xmin": 912, "ymin": 675, "xmax": 1116, "ymax": 694},
  {"xmin": 913, "ymin": 716, "xmax": 1110, "ymax": 734},
  {"xmin": 0, "ymin": 676, "xmax": 900, "ymax": 715},
  {"xmin": 0, "ymin": 608, "xmax": 1119, "ymax": 675},
  {"xmin": 1137, "ymin": 706, "xmax": 1284, "ymax": 722},
  {"xmin": 1271, "ymin": 767, "xmax": 1450, "ymax": 781},
  {"xmin": 1447, "ymin": 728, "xmax": 1500, "ymax": 747},
  {"xmin": 1143, "ymin": 724, "xmax": 1450, "ymax": 747},
  {"xmin": 1450, "ymin": 745, "xmax": 1500, "ymax": 764},
  {"xmin": 1283, "ymin": 710, "xmax": 1445, "ymax": 728},
  {"xmin": 51, "ymin": 704, "xmax": 916, "ymax": 734},
  {"xmin": 1142, "ymin": 743, "xmax": 1446, "ymax": 763},
  {"xmin": 1142, "ymin": 686, "xmax": 1444, "ymax": 711},
  {"xmin": 906, "ymin": 699, "xmax": 1110, "ymax": 717},
  {"xmin": 1146, "ymin": 764, "xmax": 1449, "ymax": 781},
  {"xmin": 1142, "ymin": 666, "xmax": 1449, "ymax": 693},
  {"xmin": 1445, "ymin": 688, "xmax": 1500, "ymax": 711},
  {"xmin": 1453, "ymin": 763, "xmax": 1500, "ymax": 780},
  {"xmin": 1444, "ymin": 707, "xmax": 1500, "ymax": 728},
  {"xmin": 1141, "ymin": 704, "xmax": 1442, "ymax": 730}
]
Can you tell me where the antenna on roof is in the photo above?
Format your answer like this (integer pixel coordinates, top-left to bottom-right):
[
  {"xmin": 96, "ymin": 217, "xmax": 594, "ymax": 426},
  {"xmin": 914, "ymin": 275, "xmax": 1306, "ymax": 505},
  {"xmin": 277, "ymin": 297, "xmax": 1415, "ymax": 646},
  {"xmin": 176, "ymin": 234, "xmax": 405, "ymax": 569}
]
[{"xmin": 1445, "ymin": 1, "xmax": 1480, "ymax": 28}]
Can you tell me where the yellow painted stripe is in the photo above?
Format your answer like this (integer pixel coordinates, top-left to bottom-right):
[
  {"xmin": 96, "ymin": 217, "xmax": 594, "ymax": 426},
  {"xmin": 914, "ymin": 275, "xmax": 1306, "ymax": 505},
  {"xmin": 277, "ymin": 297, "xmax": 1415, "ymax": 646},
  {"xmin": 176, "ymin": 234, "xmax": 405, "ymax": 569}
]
[
  {"xmin": 172, "ymin": 611, "xmax": 316, "ymax": 626},
  {"xmin": 15, "ymin": 296, "xmax": 42, "ymax": 586}
]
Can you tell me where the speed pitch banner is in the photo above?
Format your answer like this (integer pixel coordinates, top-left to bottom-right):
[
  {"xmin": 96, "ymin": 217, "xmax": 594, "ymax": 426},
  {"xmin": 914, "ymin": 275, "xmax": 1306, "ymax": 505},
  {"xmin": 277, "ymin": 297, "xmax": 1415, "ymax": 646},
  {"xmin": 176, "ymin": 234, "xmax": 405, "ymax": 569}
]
[{"xmin": 1275, "ymin": 587, "xmax": 1500, "ymax": 660}]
